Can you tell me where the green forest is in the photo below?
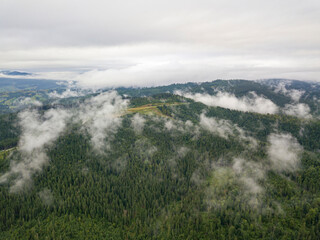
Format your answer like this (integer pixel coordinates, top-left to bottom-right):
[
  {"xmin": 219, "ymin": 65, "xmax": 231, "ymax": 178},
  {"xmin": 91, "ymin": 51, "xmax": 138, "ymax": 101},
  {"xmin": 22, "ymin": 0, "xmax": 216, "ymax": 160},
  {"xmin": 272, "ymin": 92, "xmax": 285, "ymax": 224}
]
[{"xmin": 0, "ymin": 80, "xmax": 320, "ymax": 239}]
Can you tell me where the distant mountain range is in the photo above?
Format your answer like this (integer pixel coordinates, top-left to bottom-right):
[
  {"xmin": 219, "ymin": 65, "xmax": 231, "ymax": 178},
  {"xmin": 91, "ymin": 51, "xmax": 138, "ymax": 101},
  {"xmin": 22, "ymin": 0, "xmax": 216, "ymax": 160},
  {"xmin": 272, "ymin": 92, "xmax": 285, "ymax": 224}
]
[
  {"xmin": 0, "ymin": 77, "xmax": 66, "ymax": 92},
  {"xmin": 0, "ymin": 70, "xmax": 32, "ymax": 76}
]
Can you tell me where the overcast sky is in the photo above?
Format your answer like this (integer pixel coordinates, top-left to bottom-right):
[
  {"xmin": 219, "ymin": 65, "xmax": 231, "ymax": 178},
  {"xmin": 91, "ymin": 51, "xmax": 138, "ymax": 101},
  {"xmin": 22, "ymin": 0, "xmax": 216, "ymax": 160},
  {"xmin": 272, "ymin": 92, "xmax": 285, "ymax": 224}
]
[{"xmin": 0, "ymin": 0, "xmax": 319, "ymax": 88}]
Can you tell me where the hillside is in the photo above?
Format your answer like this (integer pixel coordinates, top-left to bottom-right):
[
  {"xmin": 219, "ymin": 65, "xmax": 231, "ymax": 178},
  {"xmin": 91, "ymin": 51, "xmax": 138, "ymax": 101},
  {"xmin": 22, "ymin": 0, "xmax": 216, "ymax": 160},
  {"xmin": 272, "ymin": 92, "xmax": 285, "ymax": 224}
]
[{"xmin": 0, "ymin": 80, "xmax": 319, "ymax": 239}]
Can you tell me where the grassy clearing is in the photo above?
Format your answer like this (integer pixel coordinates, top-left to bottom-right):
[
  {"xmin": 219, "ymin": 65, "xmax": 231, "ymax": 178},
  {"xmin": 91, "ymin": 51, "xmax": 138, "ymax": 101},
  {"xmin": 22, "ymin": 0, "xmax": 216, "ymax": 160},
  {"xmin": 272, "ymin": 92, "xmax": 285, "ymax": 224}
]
[{"xmin": 126, "ymin": 102, "xmax": 184, "ymax": 117}]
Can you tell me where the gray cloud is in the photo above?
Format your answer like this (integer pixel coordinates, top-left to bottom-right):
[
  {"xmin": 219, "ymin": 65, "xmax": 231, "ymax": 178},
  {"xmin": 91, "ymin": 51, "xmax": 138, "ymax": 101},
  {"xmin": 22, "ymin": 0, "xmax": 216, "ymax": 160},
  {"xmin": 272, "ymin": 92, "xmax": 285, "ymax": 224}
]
[
  {"xmin": 1, "ymin": 1, "xmax": 318, "ymax": 47},
  {"xmin": 0, "ymin": 0, "xmax": 319, "ymax": 86}
]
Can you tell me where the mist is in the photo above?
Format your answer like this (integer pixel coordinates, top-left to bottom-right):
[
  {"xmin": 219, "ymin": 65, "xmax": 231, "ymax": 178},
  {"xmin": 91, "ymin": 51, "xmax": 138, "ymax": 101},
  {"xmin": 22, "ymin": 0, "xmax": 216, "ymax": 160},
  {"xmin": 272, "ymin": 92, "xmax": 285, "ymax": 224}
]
[
  {"xmin": 15, "ymin": 97, "xmax": 43, "ymax": 107},
  {"xmin": 131, "ymin": 114, "xmax": 146, "ymax": 134},
  {"xmin": 267, "ymin": 133, "xmax": 303, "ymax": 172},
  {"xmin": 283, "ymin": 103, "xmax": 311, "ymax": 118},
  {"xmin": 200, "ymin": 113, "xmax": 257, "ymax": 147},
  {"xmin": 0, "ymin": 91, "xmax": 128, "ymax": 192},
  {"xmin": 0, "ymin": 108, "xmax": 71, "ymax": 192},
  {"xmin": 274, "ymin": 82, "xmax": 305, "ymax": 102},
  {"xmin": 78, "ymin": 91, "xmax": 128, "ymax": 152},
  {"xmin": 205, "ymin": 131, "xmax": 303, "ymax": 209},
  {"xmin": 177, "ymin": 91, "xmax": 279, "ymax": 114}
]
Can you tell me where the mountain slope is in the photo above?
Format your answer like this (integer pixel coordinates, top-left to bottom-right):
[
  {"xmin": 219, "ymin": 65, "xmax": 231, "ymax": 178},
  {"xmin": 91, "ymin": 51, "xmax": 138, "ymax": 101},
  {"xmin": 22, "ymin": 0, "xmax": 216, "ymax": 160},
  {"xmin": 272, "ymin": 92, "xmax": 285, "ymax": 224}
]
[{"xmin": 0, "ymin": 81, "xmax": 319, "ymax": 239}]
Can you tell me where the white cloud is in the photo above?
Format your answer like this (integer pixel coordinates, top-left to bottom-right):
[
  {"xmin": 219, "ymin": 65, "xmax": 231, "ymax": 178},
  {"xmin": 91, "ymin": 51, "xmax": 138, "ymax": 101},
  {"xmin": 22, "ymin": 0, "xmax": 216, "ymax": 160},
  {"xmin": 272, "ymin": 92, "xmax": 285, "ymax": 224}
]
[
  {"xmin": 283, "ymin": 103, "xmax": 311, "ymax": 118},
  {"xmin": 177, "ymin": 91, "xmax": 279, "ymax": 114},
  {"xmin": 267, "ymin": 133, "xmax": 303, "ymax": 172},
  {"xmin": 48, "ymin": 89, "xmax": 84, "ymax": 99},
  {"xmin": 48, "ymin": 81, "xmax": 90, "ymax": 99},
  {"xmin": 78, "ymin": 91, "xmax": 128, "ymax": 152},
  {"xmin": 205, "ymin": 131, "xmax": 304, "ymax": 209},
  {"xmin": 200, "ymin": 113, "xmax": 257, "ymax": 147},
  {"xmin": 200, "ymin": 114, "xmax": 234, "ymax": 139},
  {"xmin": 131, "ymin": 114, "xmax": 146, "ymax": 134},
  {"xmin": 0, "ymin": 91, "xmax": 128, "ymax": 191},
  {"xmin": 14, "ymin": 97, "xmax": 43, "ymax": 107},
  {"xmin": 0, "ymin": 108, "xmax": 71, "ymax": 192},
  {"xmin": 273, "ymin": 82, "xmax": 312, "ymax": 118},
  {"xmin": 274, "ymin": 82, "xmax": 305, "ymax": 102}
]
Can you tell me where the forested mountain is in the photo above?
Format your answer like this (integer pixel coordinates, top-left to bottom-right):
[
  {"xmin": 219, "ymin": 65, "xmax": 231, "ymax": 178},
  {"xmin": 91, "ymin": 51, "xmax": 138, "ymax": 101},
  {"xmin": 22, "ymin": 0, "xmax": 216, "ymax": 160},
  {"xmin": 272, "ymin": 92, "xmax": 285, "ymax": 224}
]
[
  {"xmin": 0, "ymin": 79, "xmax": 82, "ymax": 113},
  {"xmin": 0, "ymin": 79, "xmax": 320, "ymax": 239},
  {"xmin": 0, "ymin": 78, "xmax": 65, "ymax": 92}
]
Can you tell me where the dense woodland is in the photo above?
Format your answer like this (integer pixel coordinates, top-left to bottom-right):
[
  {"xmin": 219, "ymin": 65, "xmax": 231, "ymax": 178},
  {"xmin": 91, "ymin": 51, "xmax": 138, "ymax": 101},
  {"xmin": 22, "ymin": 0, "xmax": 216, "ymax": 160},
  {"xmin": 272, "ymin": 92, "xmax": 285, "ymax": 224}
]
[{"xmin": 0, "ymin": 80, "xmax": 320, "ymax": 239}]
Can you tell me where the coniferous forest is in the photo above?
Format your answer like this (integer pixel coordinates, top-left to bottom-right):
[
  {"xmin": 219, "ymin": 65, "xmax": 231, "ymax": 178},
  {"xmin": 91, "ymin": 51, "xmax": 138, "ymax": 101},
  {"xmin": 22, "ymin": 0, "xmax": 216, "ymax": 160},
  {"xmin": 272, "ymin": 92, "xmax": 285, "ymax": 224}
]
[{"xmin": 0, "ymin": 80, "xmax": 320, "ymax": 239}]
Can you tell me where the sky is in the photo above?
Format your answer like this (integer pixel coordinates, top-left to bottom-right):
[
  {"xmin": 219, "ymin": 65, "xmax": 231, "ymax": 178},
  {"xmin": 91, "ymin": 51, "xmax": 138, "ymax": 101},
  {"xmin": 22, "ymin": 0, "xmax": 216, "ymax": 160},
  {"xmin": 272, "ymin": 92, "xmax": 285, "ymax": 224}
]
[{"xmin": 0, "ymin": 0, "xmax": 319, "ymax": 88}]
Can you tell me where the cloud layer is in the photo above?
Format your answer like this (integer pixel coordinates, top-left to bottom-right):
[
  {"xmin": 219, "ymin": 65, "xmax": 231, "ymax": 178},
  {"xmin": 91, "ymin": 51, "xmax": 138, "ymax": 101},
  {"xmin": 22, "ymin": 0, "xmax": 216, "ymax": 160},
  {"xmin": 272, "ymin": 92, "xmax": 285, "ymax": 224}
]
[
  {"xmin": 0, "ymin": 0, "xmax": 319, "ymax": 87},
  {"xmin": 178, "ymin": 91, "xmax": 279, "ymax": 114}
]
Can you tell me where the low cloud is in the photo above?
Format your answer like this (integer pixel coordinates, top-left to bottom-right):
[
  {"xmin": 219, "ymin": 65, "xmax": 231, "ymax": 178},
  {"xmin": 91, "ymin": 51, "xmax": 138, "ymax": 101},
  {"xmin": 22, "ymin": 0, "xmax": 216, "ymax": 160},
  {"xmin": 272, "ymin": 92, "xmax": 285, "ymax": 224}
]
[
  {"xmin": 0, "ymin": 91, "xmax": 128, "ymax": 192},
  {"xmin": 177, "ymin": 89, "xmax": 313, "ymax": 118},
  {"xmin": 78, "ymin": 91, "xmax": 128, "ymax": 152},
  {"xmin": 168, "ymin": 146, "xmax": 190, "ymax": 176},
  {"xmin": 283, "ymin": 103, "xmax": 311, "ymax": 118},
  {"xmin": 176, "ymin": 91, "xmax": 279, "ymax": 114},
  {"xmin": 0, "ymin": 108, "xmax": 70, "ymax": 192},
  {"xmin": 177, "ymin": 146, "xmax": 190, "ymax": 158},
  {"xmin": 14, "ymin": 97, "xmax": 43, "ymax": 107},
  {"xmin": 232, "ymin": 158, "xmax": 264, "ymax": 197},
  {"xmin": 232, "ymin": 158, "xmax": 264, "ymax": 208},
  {"xmin": 48, "ymin": 81, "xmax": 90, "ymax": 99},
  {"xmin": 274, "ymin": 82, "xmax": 305, "ymax": 102},
  {"xmin": 48, "ymin": 89, "xmax": 85, "ymax": 99},
  {"xmin": 134, "ymin": 138, "xmax": 157, "ymax": 164},
  {"xmin": 38, "ymin": 188, "xmax": 54, "ymax": 206},
  {"xmin": 164, "ymin": 119, "xmax": 189, "ymax": 132},
  {"xmin": 190, "ymin": 169, "xmax": 204, "ymax": 186},
  {"xmin": 273, "ymin": 82, "xmax": 311, "ymax": 118},
  {"xmin": 200, "ymin": 113, "xmax": 257, "ymax": 147},
  {"xmin": 163, "ymin": 118, "xmax": 200, "ymax": 138},
  {"xmin": 131, "ymin": 114, "xmax": 146, "ymax": 134},
  {"xmin": 205, "ymin": 131, "xmax": 303, "ymax": 209},
  {"xmin": 267, "ymin": 133, "xmax": 303, "ymax": 172},
  {"xmin": 200, "ymin": 114, "xmax": 234, "ymax": 139}
]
